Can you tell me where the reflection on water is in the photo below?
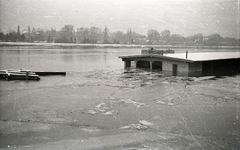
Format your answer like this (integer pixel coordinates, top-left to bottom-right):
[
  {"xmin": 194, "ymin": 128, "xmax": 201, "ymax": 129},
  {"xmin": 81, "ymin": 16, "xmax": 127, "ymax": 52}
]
[{"xmin": 0, "ymin": 47, "xmax": 140, "ymax": 72}]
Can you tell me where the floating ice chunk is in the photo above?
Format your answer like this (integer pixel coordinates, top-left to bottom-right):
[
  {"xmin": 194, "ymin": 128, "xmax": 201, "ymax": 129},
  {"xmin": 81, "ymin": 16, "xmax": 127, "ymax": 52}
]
[
  {"xmin": 139, "ymin": 120, "xmax": 152, "ymax": 126},
  {"xmin": 103, "ymin": 110, "xmax": 117, "ymax": 115},
  {"xmin": 95, "ymin": 102, "xmax": 109, "ymax": 112},
  {"xmin": 103, "ymin": 111, "xmax": 112, "ymax": 115},
  {"xmin": 134, "ymin": 123, "xmax": 148, "ymax": 130},
  {"xmin": 157, "ymin": 101, "xmax": 166, "ymax": 105},
  {"xmin": 120, "ymin": 99, "xmax": 146, "ymax": 107},
  {"xmin": 120, "ymin": 120, "xmax": 151, "ymax": 130},
  {"xmin": 119, "ymin": 125, "xmax": 131, "ymax": 129},
  {"xmin": 88, "ymin": 110, "xmax": 98, "ymax": 115},
  {"xmin": 162, "ymin": 81, "xmax": 169, "ymax": 84},
  {"xmin": 81, "ymin": 127, "xmax": 101, "ymax": 133}
]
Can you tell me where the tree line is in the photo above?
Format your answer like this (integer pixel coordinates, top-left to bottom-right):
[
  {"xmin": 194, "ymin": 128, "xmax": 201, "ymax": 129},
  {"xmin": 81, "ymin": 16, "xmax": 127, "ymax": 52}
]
[{"xmin": 0, "ymin": 25, "xmax": 239, "ymax": 46}]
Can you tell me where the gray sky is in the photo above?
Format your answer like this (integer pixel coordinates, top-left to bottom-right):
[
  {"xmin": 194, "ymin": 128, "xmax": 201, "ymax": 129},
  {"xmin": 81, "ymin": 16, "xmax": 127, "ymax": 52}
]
[{"xmin": 1, "ymin": 0, "xmax": 239, "ymax": 38}]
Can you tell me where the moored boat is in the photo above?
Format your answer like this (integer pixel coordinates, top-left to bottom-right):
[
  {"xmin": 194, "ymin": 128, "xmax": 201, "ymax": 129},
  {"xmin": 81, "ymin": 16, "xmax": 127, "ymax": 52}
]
[
  {"xmin": 0, "ymin": 69, "xmax": 40, "ymax": 80},
  {"xmin": 0, "ymin": 70, "xmax": 9, "ymax": 79}
]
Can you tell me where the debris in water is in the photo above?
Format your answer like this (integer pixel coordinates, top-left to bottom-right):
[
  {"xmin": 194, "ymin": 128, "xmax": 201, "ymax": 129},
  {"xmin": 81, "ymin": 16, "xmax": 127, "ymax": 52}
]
[
  {"xmin": 120, "ymin": 120, "xmax": 152, "ymax": 130},
  {"xmin": 167, "ymin": 102, "xmax": 174, "ymax": 106},
  {"xmin": 81, "ymin": 127, "xmax": 101, "ymax": 133},
  {"xmin": 87, "ymin": 102, "xmax": 119, "ymax": 115},
  {"xmin": 103, "ymin": 110, "xmax": 118, "ymax": 115},
  {"xmin": 120, "ymin": 99, "xmax": 146, "ymax": 107},
  {"xmin": 119, "ymin": 125, "xmax": 131, "ymax": 130},
  {"xmin": 134, "ymin": 123, "xmax": 148, "ymax": 130},
  {"xmin": 88, "ymin": 110, "xmax": 98, "ymax": 115},
  {"xmin": 139, "ymin": 120, "xmax": 152, "ymax": 126},
  {"xmin": 157, "ymin": 101, "xmax": 166, "ymax": 105},
  {"xmin": 194, "ymin": 76, "xmax": 216, "ymax": 81},
  {"xmin": 157, "ymin": 100, "xmax": 175, "ymax": 106},
  {"xmin": 95, "ymin": 102, "xmax": 108, "ymax": 112},
  {"xmin": 162, "ymin": 81, "xmax": 169, "ymax": 84}
]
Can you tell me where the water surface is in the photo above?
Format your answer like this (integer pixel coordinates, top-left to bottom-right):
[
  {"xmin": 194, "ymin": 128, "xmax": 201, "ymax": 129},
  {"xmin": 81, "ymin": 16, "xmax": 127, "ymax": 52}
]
[
  {"xmin": 1, "ymin": 46, "xmax": 238, "ymax": 73},
  {"xmin": 0, "ymin": 47, "xmax": 140, "ymax": 73}
]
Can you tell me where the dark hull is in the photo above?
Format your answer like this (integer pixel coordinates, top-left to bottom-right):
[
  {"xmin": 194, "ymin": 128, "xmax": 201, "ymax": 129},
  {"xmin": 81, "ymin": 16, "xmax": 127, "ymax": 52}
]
[
  {"xmin": 0, "ymin": 69, "xmax": 66, "ymax": 80},
  {"xmin": 0, "ymin": 73, "xmax": 9, "ymax": 79},
  {"xmin": 0, "ymin": 70, "xmax": 40, "ymax": 81},
  {"xmin": 8, "ymin": 73, "xmax": 40, "ymax": 80},
  {"xmin": 34, "ymin": 72, "xmax": 66, "ymax": 76}
]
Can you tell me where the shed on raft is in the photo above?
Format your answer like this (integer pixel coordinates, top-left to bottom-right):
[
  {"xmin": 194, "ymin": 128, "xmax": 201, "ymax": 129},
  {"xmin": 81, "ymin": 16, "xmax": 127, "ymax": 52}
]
[{"xmin": 119, "ymin": 49, "xmax": 240, "ymax": 77}]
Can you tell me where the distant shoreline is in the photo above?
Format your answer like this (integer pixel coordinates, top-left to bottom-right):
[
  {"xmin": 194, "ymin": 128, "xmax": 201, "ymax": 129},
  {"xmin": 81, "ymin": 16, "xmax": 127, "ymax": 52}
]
[{"xmin": 0, "ymin": 42, "xmax": 239, "ymax": 49}]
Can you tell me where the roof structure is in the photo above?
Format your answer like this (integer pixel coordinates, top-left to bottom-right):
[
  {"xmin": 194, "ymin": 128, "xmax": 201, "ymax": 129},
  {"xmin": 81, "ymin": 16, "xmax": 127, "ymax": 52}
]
[
  {"xmin": 165, "ymin": 52, "xmax": 240, "ymax": 62},
  {"xmin": 119, "ymin": 54, "xmax": 193, "ymax": 63},
  {"xmin": 119, "ymin": 52, "xmax": 240, "ymax": 63}
]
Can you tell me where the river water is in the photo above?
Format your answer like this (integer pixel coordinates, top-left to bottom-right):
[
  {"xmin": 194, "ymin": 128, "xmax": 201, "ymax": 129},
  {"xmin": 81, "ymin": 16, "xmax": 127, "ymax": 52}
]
[
  {"xmin": 0, "ymin": 46, "xmax": 240, "ymax": 149},
  {"xmin": 0, "ymin": 47, "xmax": 140, "ymax": 72},
  {"xmin": 0, "ymin": 46, "xmax": 238, "ymax": 91},
  {"xmin": 0, "ymin": 46, "xmax": 238, "ymax": 73}
]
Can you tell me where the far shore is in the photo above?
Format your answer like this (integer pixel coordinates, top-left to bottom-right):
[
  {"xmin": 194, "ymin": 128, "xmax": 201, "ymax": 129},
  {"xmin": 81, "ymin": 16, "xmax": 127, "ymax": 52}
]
[{"xmin": 0, "ymin": 42, "xmax": 240, "ymax": 49}]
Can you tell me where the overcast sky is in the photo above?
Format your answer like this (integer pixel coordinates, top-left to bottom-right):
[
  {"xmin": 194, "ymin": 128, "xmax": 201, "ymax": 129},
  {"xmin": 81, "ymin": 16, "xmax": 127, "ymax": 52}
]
[{"xmin": 0, "ymin": 0, "xmax": 239, "ymax": 38}]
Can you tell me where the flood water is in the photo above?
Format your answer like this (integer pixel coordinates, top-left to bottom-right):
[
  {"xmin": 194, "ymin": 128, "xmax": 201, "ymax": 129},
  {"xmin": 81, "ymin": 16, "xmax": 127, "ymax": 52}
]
[
  {"xmin": 0, "ymin": 46, "xmax": 140, "ymax": 73},
  {"xmin": 0, "ymin": 46, "xmax": 240, "ymax": 149},
  {"xmin": 0, "ymin": 46, "xmax": 238, "ymax": 73}
]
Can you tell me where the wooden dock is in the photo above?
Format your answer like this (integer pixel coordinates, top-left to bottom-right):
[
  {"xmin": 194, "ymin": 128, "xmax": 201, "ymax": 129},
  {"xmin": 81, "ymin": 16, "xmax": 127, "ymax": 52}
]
[{"xmin": 34, "ymin": 72, "xmax": 66, "ymax": 76}]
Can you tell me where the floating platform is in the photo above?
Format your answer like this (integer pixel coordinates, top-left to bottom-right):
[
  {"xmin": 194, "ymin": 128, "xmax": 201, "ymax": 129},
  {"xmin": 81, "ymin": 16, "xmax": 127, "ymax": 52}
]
[{"xmin": 34, "ymin": 71, "xmax": 66, "ymax": 76}]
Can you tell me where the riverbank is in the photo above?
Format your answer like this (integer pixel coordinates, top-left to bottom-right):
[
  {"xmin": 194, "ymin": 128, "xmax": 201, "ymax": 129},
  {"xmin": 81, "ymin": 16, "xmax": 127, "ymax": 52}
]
[
  {"xmin": 0, "ymin": 70, "xmax": 239, "ymax": 149},
  {"xmin": 1, "ymin": 42, "xmax": 240, "ymax": 49}
]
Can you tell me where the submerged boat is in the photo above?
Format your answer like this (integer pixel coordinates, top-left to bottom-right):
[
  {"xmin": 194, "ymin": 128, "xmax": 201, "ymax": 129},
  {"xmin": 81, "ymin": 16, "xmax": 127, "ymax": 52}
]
[{"xmin": 0, "ymin": 69, "xmax": 40, "ymax": 80}]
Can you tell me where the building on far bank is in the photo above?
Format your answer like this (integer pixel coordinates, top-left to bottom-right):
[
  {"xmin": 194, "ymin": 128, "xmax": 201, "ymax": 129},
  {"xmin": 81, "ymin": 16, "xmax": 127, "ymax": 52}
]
[{"xmin": 119, "ymin": 49, "xmax": 240, "ymax": 77}]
